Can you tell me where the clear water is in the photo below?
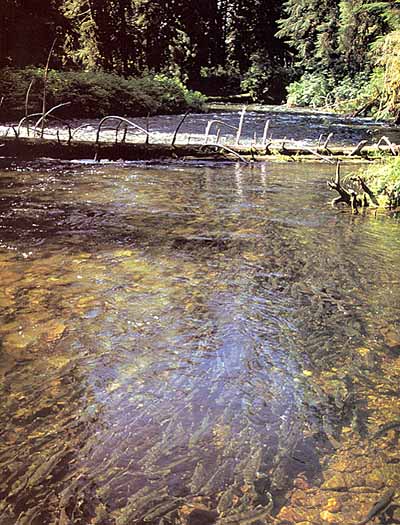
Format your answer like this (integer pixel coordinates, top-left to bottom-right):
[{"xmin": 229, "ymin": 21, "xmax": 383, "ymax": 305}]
[{"xmin": 0, "ymin": 161, "xmax": 399, "ymax": 524}]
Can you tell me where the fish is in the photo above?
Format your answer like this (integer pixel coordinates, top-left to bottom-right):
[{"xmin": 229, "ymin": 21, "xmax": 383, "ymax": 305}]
[
  {"xmin": 370, "ymin": 421, "xmax": 400, "ymax": 440},
  {"xmin": 354, "ymin": 488, "xmax": 395, "ymax": 525}
]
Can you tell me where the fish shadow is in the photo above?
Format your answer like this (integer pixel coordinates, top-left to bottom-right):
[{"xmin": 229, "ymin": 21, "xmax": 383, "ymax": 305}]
[{"xmin": 384, "ymin": 503, "xmax": 400, "ymax": 524}]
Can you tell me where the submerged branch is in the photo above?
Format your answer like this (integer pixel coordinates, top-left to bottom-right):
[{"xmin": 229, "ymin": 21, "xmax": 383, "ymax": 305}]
[
  {"xmin": 327, "ymin": 162, "xmax": 379, "ymax": 213},
  {"xmin": 202, "ymin": 143, "xmax": 249, "ymax": 163}
]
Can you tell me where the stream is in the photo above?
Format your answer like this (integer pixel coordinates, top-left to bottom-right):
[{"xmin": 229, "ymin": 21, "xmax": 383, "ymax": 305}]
[
  {"xmin": 0, "ymin": 110, "xmax": 400, "ymax": 525},
  {"xmin": 2, "ymin": 105, "xmax": 400, "ymax": 147}
]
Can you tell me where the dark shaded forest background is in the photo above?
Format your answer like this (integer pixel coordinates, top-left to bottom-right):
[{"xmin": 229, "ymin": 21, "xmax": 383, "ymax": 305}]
[{"xmin": 0, "ymin": 0, "xmax": 399, "ymax": 119}]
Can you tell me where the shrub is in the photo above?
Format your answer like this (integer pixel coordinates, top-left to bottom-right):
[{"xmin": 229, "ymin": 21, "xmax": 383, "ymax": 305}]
[
  {"xmin": 285, "ymin": 71, "xmax": 382, "ymax": 115},
  {"xmin": 286, "ymin": 73, "xmax": 335, "ymax": 108},
  {"xmin": 0, "ymin": 68, "xmax": 206, "ymax": 120}
]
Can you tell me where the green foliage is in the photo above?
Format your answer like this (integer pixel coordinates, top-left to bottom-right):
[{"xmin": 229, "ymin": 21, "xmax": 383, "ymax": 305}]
[
  {"xmin": 362, "ymin": 157, "xmax": 400, "ymax": 207},
  {"xmin": 277, "ymin": 0, "xmax": 400, "ymax": 119},
  {"xmin": 1, "ymin": 0, "xmax": 290, "ymax": 103},
  {"xmin": 372, "ymin": 30, "xmax": 400, "ymax": 120},
  {"xmin": 0, "ymin": 68, "xmax": 206, "ymax": 120},
  {"xmin": 338, "ymin": 0, "xmax": 387, "ymax": 76},
  {"xmin": 330, "ymin": 73, "xmax": 377, "ymax": 111},
  {"xmin": 197, "ymin": 66, "xmax": 242, "ymax": 97},
  {"xmin": 286, "ymin": 71, "xmax": 380, "ymax": 111},
  {"xmin": 286, "ymin": 73, "xmax": 335, "ymax": 107},
  {"xmin": 277, "ymin": 0, "xmax": 341, "ymax": 73},
  {"xmin": 1, "ymin": 0, "xmax": 399, "ymax": 114},
  {"xmin": 241, "ymin": 55, "xmax": 293, "ymax": 103}
]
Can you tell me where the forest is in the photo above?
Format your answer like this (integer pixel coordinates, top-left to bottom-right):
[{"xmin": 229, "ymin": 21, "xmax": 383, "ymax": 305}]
[{"xmin": 1, "ymin": 0, "xmax": 400, "ymax": 120}]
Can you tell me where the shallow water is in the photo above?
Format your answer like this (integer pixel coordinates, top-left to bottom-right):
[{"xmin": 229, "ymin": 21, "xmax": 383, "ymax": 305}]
[
  {"xmin": 0, "ymin": 161, "xmax": 400, "ymax": 524},
  {"xmin": 2, "ymin": 105, "xmax": 400, "ymax": 148}
]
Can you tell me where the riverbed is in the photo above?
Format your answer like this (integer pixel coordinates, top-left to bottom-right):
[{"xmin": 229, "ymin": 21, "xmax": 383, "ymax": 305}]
[{"xmin": 0, "ymin": 157, "xmax": 399, "ymax": 524}]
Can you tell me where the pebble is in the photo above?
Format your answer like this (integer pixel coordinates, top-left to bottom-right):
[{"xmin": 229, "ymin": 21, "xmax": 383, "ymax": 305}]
[
  {"xmin": 365, "ymin": 471, "xmax": 385, "ymax": 490},
  {"xmin": 322, "ymin": 473, "xmax": 348, "ymax": 491},
  {"xmin": 320, "ymin": 510, "xmax": 339, "ymax": 523},
  {"xmin": 325, "ymin": 498, "xmax": 341, "ymax": 513}
]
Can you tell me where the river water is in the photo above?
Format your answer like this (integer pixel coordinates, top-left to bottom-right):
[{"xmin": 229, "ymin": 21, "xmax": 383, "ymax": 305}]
[
  {"xmin": 0, "ymin": 156, "xmax": 400, "ymax": 524},
  {"xmin": 2, "ymin": 105, "xmax": 400, "ymax": 147}
]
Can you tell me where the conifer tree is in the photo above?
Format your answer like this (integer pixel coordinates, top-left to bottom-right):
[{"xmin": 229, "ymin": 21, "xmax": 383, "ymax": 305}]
[
  {"xmin": 338, "ymin": 0, "xmax": 388, "ymax": 76},
  {"xmin": 277, "ymin": 0, "xmax": 341, "ymax": 74}
]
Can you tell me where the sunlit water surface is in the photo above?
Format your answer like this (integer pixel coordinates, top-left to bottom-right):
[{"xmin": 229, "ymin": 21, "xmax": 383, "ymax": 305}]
[{"xmin": 0, "ymin": 162, "xmax": 399, "ymax": 524}]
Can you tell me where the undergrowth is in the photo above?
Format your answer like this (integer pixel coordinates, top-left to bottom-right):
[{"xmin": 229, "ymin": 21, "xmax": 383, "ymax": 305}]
[
  {"xmin": 0, "ymin": 68, "xmax": 206, "ymax": 120},
  {"xmin": 362, "ymin": 157, "xmax": 400, "ymax": 207}
]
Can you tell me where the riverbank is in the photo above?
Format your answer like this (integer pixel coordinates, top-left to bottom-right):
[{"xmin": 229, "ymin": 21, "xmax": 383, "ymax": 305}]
[{"xmin": 362, "ymin": 157, "xmax": 400, "ymax": 208}]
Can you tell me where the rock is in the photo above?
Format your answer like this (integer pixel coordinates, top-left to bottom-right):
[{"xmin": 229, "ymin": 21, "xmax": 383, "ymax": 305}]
[
  {"xmin": 44, "ymin": 320, "xmax": 66, "ymax": 343},
  {"xmin": 294, "ymin": 476, "xmax": 310, "ymax": 490},
  {"xmin": 325, "ymin": 498, "xmax": 341, "ymax": 513},
  {"xmin": 365, "ymin": 471, "xmax": 385, "ymax": 490},
  {"xmin": 320, "ymin": 510, "xmax": 338, "ymax": 523},
  {"xmin": 308, "ymin": 493, "xmax": 328, "ymax": 508},
  {"xmin": 321, "ymin": 473, "xmax": 349, "ymax": 491},
  {"xmin": 380, "ymin": 327, "xmax": 400, "ymax": 350},
  {"xmin": 3, "ymin": 330, "xmax": 37, "ymax": 352},
  {"xmin": 277, "ymin": 506, "xmax": 313, "ymax": 523},
  {"xmin": 186, "ymin": 508, "xmax": 217, "ymax": 525}
]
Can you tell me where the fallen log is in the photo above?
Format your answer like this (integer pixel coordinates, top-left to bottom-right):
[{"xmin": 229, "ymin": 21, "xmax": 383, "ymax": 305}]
[
  {"xmin": 0, "ymin": 136, "xmax": 214, "ymax": 161},
  {"xmin": 0, "ymin": 135, "xmax": 397, "ymax": 164},
  {"xmin": 351, "ymin": 94, "xmax": 380, "ymax": 118}
]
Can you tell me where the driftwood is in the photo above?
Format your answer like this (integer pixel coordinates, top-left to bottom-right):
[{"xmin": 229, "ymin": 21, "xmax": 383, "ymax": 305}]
[
  {"xmin": 24, "ymin": 79, "xmax": 34, "ymax": 136},
  {"xmin": 95, "ymin": 116, "xmax": 149, "ymax": 144},
  {"xmin": 235, "ymin": 106, "xmax": 246, "ymax": 146},
  {"xmin": 145, "ymin": 113, "xmax": 150, "ymax": 145},
  {"xmin": 201, "ymin": 143, "xmax": 249, "ymax": 163},
  {"xmin": 171, "ymin": 110, "xmax": 190, "ymax": 146},
  {"xmin": 262, "ymin": 119, "xmax": 270, "ymax": 146},
  {"xmin": 34, "ymin": 102, "xmax": 71, "ymax": 135},
  {"xmin": 377, "ymin": 136, "xmax": 398, "ymax": 156},
  {"xmin": 0, "ymin": 136, "xmax": 249, "ymax": 162},
  {"xmin": 18, "ymin": 110, "xmax": 73, "ymax": 140},
  {"xmin": 353, "ymin": 175, "xmax": 379, "ymax": 206},
  {"xmin": 41, "ymin": 38, "xmax": 57, "ymax": 137},
  {"xmin": 71, "ymin": 123, "xmax": 94, "ymax": 139},
  {"xmin": 348, "ymin": 140, "xmax": 368, "ymax": 157},
  {"xmin": 328, "ymin": 162, "xmax": 356, "ymax": 209},
  {"xmin": 322, "ymin": 132, "xmax": 334, "ymax": 153},
  {"xmin": 204, "ymin": 120, "xmax": 238, "ymax": 143},
  {"xmin": 304, "ymin": 146, "xmax": 336, "ymax": 164},
  {"xmin": 327, "ymin": 162, "xmax": 378, "ymax": 213}
]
